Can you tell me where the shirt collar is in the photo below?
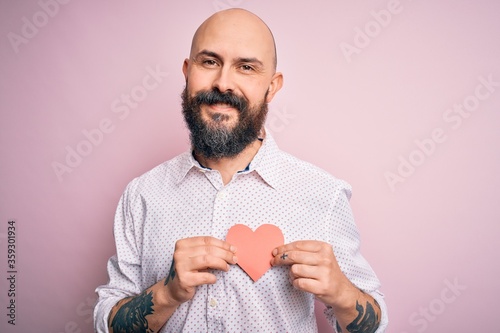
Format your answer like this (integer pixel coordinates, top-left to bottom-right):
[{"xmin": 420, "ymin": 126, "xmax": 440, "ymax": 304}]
[
  {"xmin": 244, "ymin": 130, "xmax": 281, "ymax": 189},
  {"xmin": 175, "ymin": 128, "xmax": 282, "ymax": 189}
]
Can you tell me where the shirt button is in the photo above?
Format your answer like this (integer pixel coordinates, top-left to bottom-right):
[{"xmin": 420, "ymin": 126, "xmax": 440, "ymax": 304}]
[
  {"xmin": 217, "ymin": 191, "xmax": 227, "ymax": 200},
  {"xmin": 209, "ymin": 298, "xmax": 218, "ymax": 308}
]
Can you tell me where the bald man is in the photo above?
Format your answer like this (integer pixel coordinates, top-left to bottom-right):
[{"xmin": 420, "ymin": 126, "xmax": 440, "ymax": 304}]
[{"xmin": 95, "ymin": 9, "xmax": 387, "ymax": 333}]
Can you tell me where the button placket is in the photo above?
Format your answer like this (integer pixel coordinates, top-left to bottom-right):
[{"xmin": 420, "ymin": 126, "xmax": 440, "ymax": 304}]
[
  {"xmin": 208, "ymin": 184, "xmax": 229, "ymax": 331},
  {"xmin": 206, "ymin": 270, "xmax": 224, "ymax": 331},
  {"xmin": 212, "ymin": 187, "xmax": 231, "ymax": 239}
]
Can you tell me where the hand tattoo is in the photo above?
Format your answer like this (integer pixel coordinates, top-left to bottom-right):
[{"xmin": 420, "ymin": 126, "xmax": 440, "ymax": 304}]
[{"xmin": 164, "ymin": 259, "xmax": 176, "ymax": 286}]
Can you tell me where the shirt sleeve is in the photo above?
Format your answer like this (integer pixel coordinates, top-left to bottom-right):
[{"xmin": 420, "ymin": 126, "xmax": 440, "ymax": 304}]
[
  {"xmin": 94, "ymin": 179, "xmax": 143, "ymax": 332},
  {"xmin": 322, "ymin": 181, "xmax": 389, "ymax": 332}
]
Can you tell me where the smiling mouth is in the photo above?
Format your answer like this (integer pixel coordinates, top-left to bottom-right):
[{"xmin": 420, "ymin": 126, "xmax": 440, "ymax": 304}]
[
  {"xmin": 201, "ymin": 104, "xmax": 238, "ymax": 123},
  {"xmin": 207, "ymin": 103, "xmax": 237, "ymax": 112}
]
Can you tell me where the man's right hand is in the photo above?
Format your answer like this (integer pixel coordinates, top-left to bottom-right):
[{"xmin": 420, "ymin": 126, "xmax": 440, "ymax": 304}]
[
  {"xmin": 108, "ymin": 236, "xmax": 237, "ymax": 333},
  {"xmin": 164, "ymin": 236, "xmax": 238, "ymax": 305}
]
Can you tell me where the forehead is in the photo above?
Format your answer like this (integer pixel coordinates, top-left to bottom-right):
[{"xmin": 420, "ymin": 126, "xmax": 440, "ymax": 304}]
[{"xmin": 191, "ymin": 12, "xmax": 275, "ymax": 67}]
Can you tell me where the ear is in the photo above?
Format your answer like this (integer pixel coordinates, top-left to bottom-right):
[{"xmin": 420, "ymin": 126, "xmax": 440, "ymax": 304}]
[
  {"xmin": 182, "ymin": 58, "xmax": 189, "ymax": 80},
  {"xmin": 265, "ymin": 72, "xmax": 283, "ymax": 103}
]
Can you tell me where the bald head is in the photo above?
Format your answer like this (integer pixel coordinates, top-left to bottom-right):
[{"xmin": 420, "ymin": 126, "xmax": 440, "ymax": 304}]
[{"xmin": 190, "ymin": 8, "xmax": 277, "ymax": 71}]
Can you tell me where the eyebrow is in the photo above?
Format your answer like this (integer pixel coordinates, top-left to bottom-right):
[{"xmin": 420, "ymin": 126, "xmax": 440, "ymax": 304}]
[
  {"xmin": 195, "ymin": 50, "xmax": 222, "ymax": 61},
  {"xmin": 238, "ymin": 57, "xmax": 264, "ymax": 68},
  {"xmin": 195, "ymin": 49, "xmax": 264, "ymax": 68}
]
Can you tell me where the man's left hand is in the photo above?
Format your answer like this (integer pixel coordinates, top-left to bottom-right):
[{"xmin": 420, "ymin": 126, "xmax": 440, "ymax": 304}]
[{"xmin": 270, "ymin": 240, "xmax": 355, "ymax": 308}]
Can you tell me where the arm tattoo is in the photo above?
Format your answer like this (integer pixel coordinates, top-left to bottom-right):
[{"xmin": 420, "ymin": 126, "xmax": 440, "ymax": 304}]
[
  {"xmin": 345, "ymin": 300, "xmax": 380, "ymax": 333},
  {"xmin": 110, "ymin": 290, "xmax": 155, "ymax": 333},
  {"xmin": 164, "ymin": 259, "xmax": 176, "ymax": 286}
]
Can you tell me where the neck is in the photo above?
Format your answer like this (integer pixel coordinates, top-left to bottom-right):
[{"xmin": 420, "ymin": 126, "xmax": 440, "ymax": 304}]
[{"xmin": 194, "ymin": 139, "xmax": 262, "ymax": 185}]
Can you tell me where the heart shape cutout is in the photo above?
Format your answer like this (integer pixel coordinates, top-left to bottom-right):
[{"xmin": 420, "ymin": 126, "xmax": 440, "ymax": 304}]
[{"xmin": 226, "ymin": 224, "xmax": 284, "ymax": 282}]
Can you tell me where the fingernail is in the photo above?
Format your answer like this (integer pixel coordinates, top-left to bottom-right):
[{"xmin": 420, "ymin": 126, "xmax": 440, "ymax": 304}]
[
  {"xmin": 272, "ymin": 249, "xmax": 278, "ymax": 256},
  {"xmin": 233, "ymin": 256, "xmax": 238, "ymax": 264},
  {"xmin": 230, "ymin": 245, "xmax": 237, "ymax": 253}
]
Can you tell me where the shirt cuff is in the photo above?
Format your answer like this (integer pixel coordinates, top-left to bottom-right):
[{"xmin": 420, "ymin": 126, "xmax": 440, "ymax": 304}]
[{"xmin": 94, "ymin": 296, "xmax": 123, "ymax": 333}]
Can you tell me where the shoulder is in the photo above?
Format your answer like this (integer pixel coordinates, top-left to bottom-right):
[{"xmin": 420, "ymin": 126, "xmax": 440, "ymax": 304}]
[
  {"xmin": 275, "ymin": 149, "xmax": 352, "ymax": 198},
  {"xmin": 122, "ymin": 151, "xmax": 191, "ymax": 198}
]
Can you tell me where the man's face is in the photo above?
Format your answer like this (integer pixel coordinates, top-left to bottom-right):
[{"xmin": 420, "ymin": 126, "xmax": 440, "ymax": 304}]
[{"xmin": 181, "ymin": 9, "xmax": 282, "ymax": 159}]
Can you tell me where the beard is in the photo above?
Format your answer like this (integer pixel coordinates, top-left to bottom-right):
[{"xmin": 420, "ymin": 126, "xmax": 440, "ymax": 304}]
[{"xmin": 181, "ymin": 86, "xmax": 268, "ymax": 160}]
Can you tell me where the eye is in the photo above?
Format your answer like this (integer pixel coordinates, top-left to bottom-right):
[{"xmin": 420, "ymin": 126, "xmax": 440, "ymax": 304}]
[
  {"xmin": 240, "ymin": 64, "xmax": 254, "ymax": 72},
  {"xmin": 202, "ymin": 59, "xmax": 219, "ymax": 67}
]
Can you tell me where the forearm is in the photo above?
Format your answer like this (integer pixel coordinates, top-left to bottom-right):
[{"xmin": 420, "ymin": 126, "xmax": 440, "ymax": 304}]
[
  {"xmin": 331, "ymin": 286, "xmax": 381, "ymax": 333},
  {"xmin": 107, "ymin": 277, "xmax": 179, "ymax": 333}
]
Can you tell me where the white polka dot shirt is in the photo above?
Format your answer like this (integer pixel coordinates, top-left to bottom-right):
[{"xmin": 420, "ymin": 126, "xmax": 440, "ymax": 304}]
[{"xmin": 94, "ymin": 132, "xmax": 388, "ymax": 332}]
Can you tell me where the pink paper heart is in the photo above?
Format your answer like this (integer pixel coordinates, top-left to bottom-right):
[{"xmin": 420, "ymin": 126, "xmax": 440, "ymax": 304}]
[{"xmin": 226, "ymin": 224, "xmax": 284, "ymax": 281}]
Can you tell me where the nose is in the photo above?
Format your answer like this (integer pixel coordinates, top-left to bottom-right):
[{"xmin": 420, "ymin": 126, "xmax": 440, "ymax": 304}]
[{"xmin": 212, "ymin": 66, "xmax": 235, "ymax": 93}]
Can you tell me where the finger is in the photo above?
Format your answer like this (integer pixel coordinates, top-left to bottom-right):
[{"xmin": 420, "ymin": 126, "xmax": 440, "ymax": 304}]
[
  {"xmin": 182, "ymin": 244, "xmax": 238, "ymax": 265},
  {"xmin": 175, "ymin": 237, "xmax": 238, "ymax": 266},
  {"xmin": 270, "ymin": 250, "xmax": 297, "ymax": 266},
  {"xmin": 291, "ymin": 276, "xmax": 322, "ymax": 294},
  {"xmin": 291, "ymin": 275, "xmax": 336, "ymax": 303},
  {"xmin": 177, "ymin": 236, "xmax": 237, "ymax": 253},
  {"xmin": 174, "ymin": 251, "xmax": 236, "ymax": 275},
  {"xmin": 187, "ymin": 254, "xmax": 233, "ymax": 272},
  {"xmin": 289, "ymin": 263, "xmax": 329, "ymax": 281},
  {"xmin": 290, "ymin": 263, "xmax": 311, "ymax": 279},
  {"xmin": 182, "ymin": 271, "xmax": 219, "ymax": 286},
  {"xmin": 271, "ymin": 250, "xmax": 325, "ymax": 267},
  {"xmin": 272, "ymin": 240, "xmax": 324, "ymax": 256}
]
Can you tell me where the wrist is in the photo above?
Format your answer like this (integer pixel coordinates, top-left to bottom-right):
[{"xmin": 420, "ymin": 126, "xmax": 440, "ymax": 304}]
[
  {"xmin": 325, "ymin": 279, "xmax": 361, "ymax": 312},
  {"xmin": 156, "ymin": 280, "xmax": 182, "ymax": 309}
]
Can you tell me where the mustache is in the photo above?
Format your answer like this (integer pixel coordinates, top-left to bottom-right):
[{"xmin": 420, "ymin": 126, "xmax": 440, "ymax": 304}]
[{"xmin": 193, "ymin": 89, "xmax": 248, "ymax": 112}]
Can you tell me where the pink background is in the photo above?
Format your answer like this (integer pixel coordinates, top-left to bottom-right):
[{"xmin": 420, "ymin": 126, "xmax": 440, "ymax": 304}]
[{"xmin": 1, "ymin": 1, "xmax": 499, "ymax": 332}]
